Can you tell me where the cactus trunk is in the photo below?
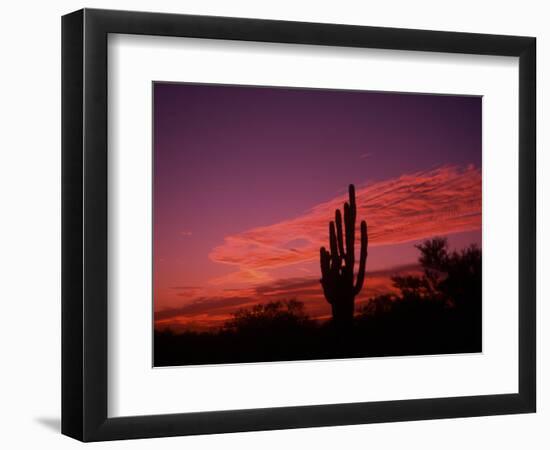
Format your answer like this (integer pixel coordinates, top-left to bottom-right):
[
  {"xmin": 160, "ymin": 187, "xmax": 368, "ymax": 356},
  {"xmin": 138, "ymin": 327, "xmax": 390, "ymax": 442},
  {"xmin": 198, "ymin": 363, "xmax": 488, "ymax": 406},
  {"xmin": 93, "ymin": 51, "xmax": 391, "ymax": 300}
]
[{"xmin": 320, "ymin": 184, "xmax": 368, "ymax": 330}]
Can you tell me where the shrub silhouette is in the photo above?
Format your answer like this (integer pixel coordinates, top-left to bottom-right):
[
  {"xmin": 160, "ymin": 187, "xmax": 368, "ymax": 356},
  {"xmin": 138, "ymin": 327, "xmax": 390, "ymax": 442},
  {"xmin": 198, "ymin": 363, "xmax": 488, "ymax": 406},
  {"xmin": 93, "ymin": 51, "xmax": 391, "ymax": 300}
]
[
  {"xmin": 223, "ymin": 300, "xmax": 312, "ymax": 336},
  {"xmin": 155, "ymin": 300, "xmax": 318, "ymax": 366},
  {"xmin": 319, "ymin": 184, "xmax": 368, "ymax": 330}
]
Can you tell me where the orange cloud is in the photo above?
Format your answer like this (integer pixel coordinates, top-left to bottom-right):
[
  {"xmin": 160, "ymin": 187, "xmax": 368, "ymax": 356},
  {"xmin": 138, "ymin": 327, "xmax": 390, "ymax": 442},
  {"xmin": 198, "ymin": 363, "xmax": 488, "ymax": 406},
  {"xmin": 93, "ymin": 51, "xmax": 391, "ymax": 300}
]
[
  {"xmin": 208, "ymin": 165, "xmax": 481, "ymax": 283},
  {"xmin": 155, "ymin": 264, "xmax": 421, "ymax": 332}
]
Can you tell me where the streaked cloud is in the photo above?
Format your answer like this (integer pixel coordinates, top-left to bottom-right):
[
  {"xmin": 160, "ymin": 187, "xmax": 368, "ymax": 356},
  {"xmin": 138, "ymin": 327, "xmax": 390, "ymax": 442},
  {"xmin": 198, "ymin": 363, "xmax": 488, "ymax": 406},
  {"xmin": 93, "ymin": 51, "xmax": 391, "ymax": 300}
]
[
  {"xmin": 155, "ymin": 264, "xmax": 421, "ymax": 331},
  {"xmin": 208, "ymin": 165, "xmax": 481, "ymax": 284}
]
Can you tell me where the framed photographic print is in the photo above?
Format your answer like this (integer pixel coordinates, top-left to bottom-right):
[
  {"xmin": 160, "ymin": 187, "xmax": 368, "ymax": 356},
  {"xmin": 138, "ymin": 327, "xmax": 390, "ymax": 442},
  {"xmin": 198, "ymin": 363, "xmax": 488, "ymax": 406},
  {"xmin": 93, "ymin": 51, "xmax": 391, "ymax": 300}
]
[{"xmin": 62, "ymin": 8, "xmax": 536, "ymax": 441}]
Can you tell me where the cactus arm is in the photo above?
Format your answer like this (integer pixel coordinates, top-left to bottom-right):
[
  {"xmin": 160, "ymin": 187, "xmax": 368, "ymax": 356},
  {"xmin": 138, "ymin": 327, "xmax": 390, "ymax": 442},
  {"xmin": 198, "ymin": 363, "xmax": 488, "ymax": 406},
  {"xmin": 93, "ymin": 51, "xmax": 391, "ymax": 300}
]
[
  {"xmin": 343, "ymin": 202, "xmax": 352, "ymax": 272},
  {"xmin": 329, "ymin": 221, "xmax": 340, "ymax": 270},
  {"xmin": 320, "ymin": 247, "xmax": 333, "ymax": 304},
  {"xmin": 335, "ymin": 209, "xmax": 345, "ymax": 258},
  {"xmin": 344, "ymin": 203, "xmax": 356, "ymax": 276},
  {"xmin": 346, "ymin": 185, "xmax": 357, "ymax": 276},
  {"xmin": 320, "ymin": 247, "xmax": 330, "ymax": 280},
  {"xmin": 354, "ymin": 220, "xmax": 368, "ymax": 296}
]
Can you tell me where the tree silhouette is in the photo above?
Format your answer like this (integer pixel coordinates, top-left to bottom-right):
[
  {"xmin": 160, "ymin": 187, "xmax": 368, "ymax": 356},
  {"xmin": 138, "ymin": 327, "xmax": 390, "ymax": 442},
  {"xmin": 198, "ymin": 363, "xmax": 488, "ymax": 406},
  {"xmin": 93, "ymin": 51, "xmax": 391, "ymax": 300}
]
[
  {"xmin": 359, "ymin": 237, "xmax": 482, "ymax": 326},
  {"xmin": 391, "ymin": 237, "xmax": 481, "ymax": 310},
  {"xmin": 319, "ymin": 184, "xmax": 368, "ymax": 330}
]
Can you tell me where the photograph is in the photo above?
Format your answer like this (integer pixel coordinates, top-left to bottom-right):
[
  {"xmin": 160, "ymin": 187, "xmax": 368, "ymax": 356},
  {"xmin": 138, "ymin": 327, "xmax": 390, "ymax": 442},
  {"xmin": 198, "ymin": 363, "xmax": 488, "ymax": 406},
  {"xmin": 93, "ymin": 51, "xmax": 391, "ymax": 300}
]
[{"xmin": 153, "ymin": 82, "xmax": 482, "ymax": 367}]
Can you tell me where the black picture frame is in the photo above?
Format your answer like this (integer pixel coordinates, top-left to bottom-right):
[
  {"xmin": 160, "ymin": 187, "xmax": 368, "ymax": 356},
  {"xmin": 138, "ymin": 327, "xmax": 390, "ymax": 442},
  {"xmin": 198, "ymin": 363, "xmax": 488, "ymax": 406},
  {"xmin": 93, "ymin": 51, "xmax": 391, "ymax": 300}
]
[{"xmin": 62, "ymin": 8, "xmax": 536, "ymax": 442}]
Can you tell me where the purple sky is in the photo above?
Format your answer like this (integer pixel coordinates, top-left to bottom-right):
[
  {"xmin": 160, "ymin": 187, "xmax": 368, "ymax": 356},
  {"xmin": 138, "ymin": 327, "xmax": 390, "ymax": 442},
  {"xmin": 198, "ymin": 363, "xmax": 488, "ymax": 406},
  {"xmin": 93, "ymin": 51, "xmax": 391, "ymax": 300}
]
[{"xmin": 153, "ymin": 82, "xmax": 481, "ymax": 329}]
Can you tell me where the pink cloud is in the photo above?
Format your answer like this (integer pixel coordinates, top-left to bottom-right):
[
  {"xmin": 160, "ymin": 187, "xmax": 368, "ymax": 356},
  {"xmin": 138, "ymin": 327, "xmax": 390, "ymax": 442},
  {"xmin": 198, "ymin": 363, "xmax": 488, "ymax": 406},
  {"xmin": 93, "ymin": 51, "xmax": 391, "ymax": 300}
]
[{"xmin": 208, "ymin": 165, "xmax": 481, "ymax": 283}]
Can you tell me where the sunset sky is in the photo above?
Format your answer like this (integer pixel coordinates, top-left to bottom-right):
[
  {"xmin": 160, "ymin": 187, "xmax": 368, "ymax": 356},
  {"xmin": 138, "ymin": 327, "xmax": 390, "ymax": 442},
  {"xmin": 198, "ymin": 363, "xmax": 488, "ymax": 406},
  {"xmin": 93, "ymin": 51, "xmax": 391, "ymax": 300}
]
[{"xmin": 153, "ymin": 83, "xmax": 482, "ymax": 331}]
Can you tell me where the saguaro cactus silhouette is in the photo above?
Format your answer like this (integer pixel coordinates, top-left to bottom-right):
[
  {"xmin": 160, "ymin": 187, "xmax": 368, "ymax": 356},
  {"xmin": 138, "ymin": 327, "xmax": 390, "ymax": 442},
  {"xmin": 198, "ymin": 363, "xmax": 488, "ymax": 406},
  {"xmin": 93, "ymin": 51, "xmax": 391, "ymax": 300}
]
[{"xmin": 320, "ymin": 184, "xmax": 368, "ymax": 330}]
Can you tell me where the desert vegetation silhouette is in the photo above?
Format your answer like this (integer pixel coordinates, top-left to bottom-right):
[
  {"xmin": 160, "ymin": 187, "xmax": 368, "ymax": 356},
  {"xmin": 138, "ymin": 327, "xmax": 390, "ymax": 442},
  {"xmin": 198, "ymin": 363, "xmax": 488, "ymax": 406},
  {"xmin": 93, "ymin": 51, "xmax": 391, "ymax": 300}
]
[
  {"xmin": 320, "ymin": 184, "xmax": 367, "ymax": 330},
  {"xmin": 154, "ymin": 188, "xmax": 481, "ymax": 367}
]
